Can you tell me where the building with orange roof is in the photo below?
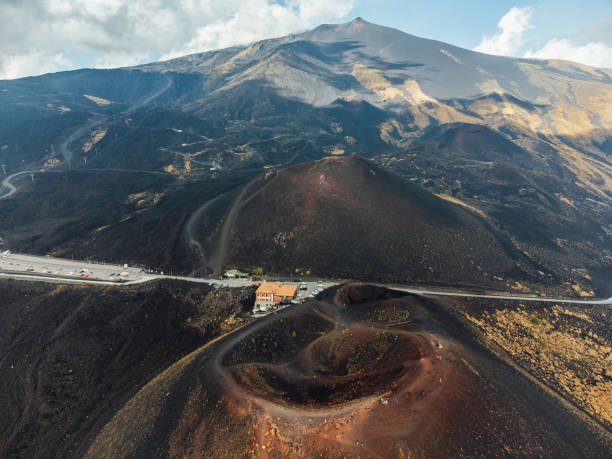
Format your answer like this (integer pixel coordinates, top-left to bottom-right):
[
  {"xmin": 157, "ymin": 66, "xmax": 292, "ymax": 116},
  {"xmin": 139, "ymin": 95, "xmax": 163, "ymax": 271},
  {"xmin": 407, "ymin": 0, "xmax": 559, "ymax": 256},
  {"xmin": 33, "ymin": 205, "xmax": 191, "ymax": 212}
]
[{"xmin": 255, "ymin": 282, "xmax": 298, "ymax": 311}]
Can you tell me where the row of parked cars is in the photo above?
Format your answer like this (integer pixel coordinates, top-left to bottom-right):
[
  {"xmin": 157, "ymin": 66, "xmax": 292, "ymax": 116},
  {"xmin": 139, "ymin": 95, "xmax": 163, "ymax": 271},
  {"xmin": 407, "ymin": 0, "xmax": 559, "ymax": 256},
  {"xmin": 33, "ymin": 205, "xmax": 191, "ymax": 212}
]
[
  {"xmin": 21, "ymin": 267, "xmax": 130, "ymax": 280},
  {"xmin": 300, "ymin": 281, "xmax": 326, "ymax": 297}
]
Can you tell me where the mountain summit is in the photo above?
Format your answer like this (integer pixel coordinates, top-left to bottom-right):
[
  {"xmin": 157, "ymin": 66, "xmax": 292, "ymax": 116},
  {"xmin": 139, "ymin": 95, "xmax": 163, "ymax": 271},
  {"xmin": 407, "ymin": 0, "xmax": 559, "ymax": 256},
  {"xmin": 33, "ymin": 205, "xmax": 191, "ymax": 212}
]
[{"xmin": 139, "ymin": 17, "xmax": 612, "ymax": 114}]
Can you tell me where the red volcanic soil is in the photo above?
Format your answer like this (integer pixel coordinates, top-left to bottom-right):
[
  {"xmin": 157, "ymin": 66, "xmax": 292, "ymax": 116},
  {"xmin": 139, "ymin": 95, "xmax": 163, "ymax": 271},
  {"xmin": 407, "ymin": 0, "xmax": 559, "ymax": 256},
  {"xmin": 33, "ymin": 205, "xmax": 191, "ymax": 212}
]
[
  {"xmin": 221, "ymin": 155, "xmax": 538, "ymax": 289},
  {"xmin": 84, "ymin": 284, "xmax": 611, "ymax": 458}
]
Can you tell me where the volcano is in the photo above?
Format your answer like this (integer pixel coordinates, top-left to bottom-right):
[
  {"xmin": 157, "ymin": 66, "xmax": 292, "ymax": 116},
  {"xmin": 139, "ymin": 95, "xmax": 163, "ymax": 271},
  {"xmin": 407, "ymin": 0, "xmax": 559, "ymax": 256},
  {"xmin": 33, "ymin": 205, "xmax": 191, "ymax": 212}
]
[{"xmin": 219, "ymin": 155, "xmax": 538, "ymax": 288}]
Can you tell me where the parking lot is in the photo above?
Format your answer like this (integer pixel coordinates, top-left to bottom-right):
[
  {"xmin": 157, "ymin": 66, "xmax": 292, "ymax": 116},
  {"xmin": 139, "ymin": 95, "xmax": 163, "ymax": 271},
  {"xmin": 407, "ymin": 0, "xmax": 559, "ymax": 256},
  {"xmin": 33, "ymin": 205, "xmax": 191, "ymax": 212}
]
[
  {"xmin": 0, "ymin": 252, "xmax": 145, "ymax": 283},
  {"xmin": 294, "ymin": 280, "xmax": 335, "ymax": 301}
]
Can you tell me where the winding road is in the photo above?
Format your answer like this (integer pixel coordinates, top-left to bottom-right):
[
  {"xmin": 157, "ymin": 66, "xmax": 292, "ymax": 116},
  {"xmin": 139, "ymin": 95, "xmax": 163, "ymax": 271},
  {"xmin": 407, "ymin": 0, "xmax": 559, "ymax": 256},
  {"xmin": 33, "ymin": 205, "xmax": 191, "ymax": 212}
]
[
  {"xmin": 0, "ymin": 171, "xmax": 34, "ymax": 200},
  {"xmin": 396, "ymin": 287, "xmax": 612, "ymax": 305},
  {"xmin": 0, "ymin": 167, "xmax": 170, "ymax": 201},
  {"xmin": 159, "ymin": 147, "xmax": 214, "ymax": 166},
  {"xmin": 62, "ymin": 74, "xmax": 173, "ymax": 165},
  {"xmin": 57, "ymin": 113, "xmax": 105, "ymax": 164}
]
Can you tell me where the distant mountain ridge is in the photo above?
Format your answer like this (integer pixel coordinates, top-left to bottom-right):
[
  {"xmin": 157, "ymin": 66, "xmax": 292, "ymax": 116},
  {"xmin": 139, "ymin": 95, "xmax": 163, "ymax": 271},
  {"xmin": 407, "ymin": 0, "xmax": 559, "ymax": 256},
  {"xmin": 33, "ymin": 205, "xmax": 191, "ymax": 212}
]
[{"xmin": 137, "ymin": 17, "xmax": 612, "ymax": 131}]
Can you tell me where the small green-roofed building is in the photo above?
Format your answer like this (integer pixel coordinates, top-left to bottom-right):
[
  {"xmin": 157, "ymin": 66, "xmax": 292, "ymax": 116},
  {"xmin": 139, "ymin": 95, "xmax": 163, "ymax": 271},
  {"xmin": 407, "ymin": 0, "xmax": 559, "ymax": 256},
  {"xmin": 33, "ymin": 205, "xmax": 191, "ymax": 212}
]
[{"xmin": 224, "ymin": 268, "xmax": 249, "ymax": 278}]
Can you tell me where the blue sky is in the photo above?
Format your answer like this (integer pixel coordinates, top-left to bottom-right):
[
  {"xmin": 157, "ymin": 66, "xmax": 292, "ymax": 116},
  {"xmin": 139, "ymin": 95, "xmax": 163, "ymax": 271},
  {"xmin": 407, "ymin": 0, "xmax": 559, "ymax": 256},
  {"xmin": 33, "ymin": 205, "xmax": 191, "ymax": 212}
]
[
  {"xmin": 1, "ymin": 0, "xmax": 611, "ymax": 79},
  {"xmin": 350, "ymin": 1, "xmax": 612, "ymax": 50}
]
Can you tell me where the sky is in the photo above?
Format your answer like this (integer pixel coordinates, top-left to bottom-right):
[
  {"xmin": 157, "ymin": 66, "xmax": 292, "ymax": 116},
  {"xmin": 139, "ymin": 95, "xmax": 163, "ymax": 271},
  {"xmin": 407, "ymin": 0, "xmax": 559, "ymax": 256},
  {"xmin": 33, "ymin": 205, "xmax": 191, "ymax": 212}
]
[{"xmin": 1, "ymin": 0, "xmax": 611, "ymax": 80}]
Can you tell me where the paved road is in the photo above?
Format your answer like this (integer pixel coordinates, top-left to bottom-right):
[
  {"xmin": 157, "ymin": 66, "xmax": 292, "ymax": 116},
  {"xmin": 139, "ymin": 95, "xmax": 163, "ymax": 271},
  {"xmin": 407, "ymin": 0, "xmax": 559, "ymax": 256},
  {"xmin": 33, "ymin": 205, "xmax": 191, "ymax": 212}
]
[
  {"xmin": 145, "ymin": 274, "xmax": 334, "ymax": 300},
  {"xmin": 0, "ymin": 167, "xmax": 171, "ymax": 202},
  {"xmin": 1, "ymin": 252, "xmax": 610, "ymax": 305},
  {"xmin": 396, "ymin": 287, "xmax": 612, "ymax": 305}
]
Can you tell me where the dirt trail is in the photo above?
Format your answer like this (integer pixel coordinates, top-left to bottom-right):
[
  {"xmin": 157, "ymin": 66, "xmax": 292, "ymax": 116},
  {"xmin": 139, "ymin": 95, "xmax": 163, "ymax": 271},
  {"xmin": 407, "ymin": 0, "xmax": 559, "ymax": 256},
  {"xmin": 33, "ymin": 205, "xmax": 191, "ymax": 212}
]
[
  {"xmin": 57, "ymin": 113, "xmax": 105, "ymax": 164},
  {"xmin": 209, "ymin": 176, "xmax": 260, "ymax": 274},
  {"xmin": 213, "ymin": 299, "xmax": 429, "ymax": 414},
  {"xmin": 183, "ymin": 193, "xmax": 226, "ymax": 268},
  {"xmin": 129, "ymin": 74, "xmax": 172, "ymax": 111},
  {"xmin": 159, "ymin": 147, "xmax": 214, "ymax": 166},
  {"xmin": 0, "ymin": 171, "xmax": 34, "ymax": 200}
]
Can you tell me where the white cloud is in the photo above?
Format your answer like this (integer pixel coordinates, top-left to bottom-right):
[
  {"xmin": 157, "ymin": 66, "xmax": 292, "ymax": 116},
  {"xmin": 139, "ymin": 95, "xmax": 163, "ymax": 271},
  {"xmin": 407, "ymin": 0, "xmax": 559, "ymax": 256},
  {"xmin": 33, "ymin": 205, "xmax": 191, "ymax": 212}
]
[
  {"xmin": 475, "ymin": 6, "xmax": 612, "ymax": 68},
  {"xmin": 525, "ymin": 38, "xmax": 612, "ymax": 68},
  {"xmin": 0, "ymin": 50, "xmax": 73, "ymax": 80},
  {"xmin": 474, "ymin": 7, "xmax": 533, "ymax": 56},
  {"xmin": 0, "ymin": 0, "xmax": 355, "ymax": 80},
  {"xmin": 159, "ymin": 0, "xmax": 355, "ymax": 60}
]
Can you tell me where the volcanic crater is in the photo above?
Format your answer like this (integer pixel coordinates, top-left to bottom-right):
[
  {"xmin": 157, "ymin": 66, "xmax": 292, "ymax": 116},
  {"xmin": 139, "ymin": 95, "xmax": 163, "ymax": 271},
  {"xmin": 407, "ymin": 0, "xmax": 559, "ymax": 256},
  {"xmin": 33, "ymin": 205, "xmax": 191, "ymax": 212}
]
[
  {"xmin": 226, "ymin": 319, "xmax": 431, "ymax": 408},
  {"xmin": 216, "ymin": 284, "xmax": 453, "ymax": 427}
]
